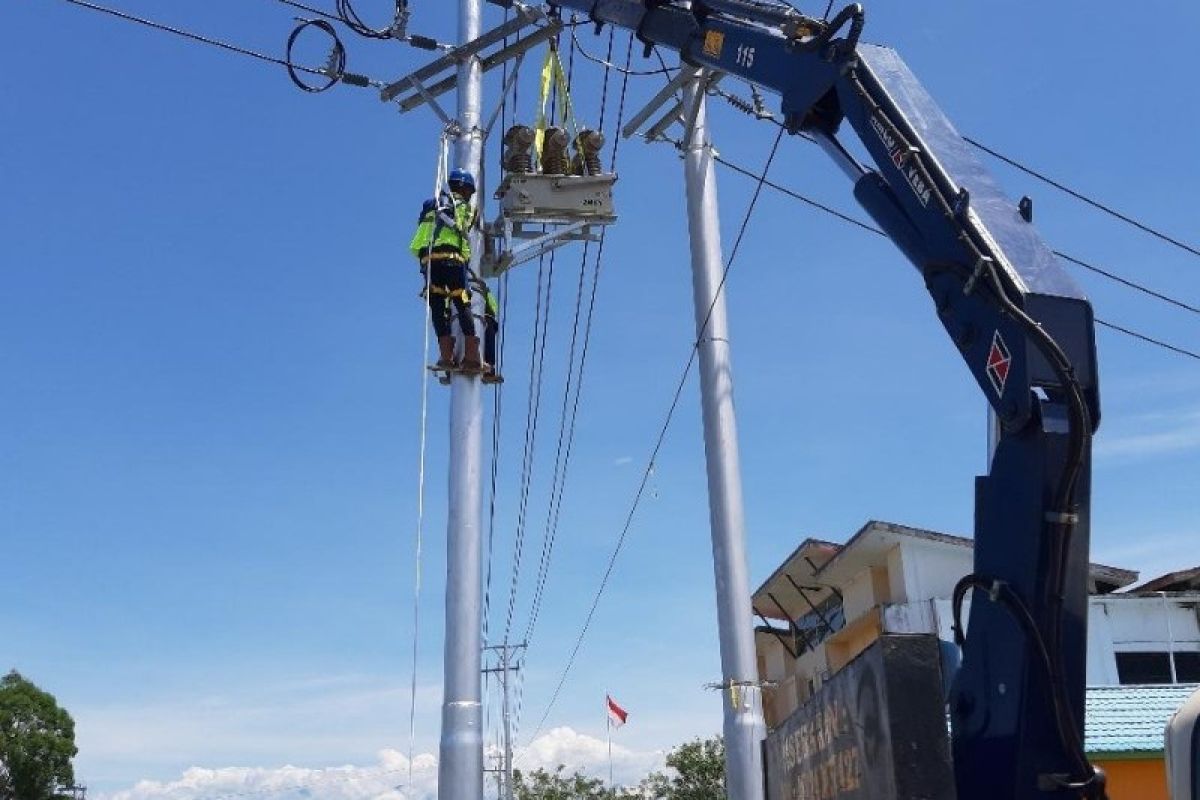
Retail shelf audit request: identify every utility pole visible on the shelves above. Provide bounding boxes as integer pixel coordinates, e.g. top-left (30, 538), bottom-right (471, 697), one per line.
top-left (439, 0), bottom-right (486, 798)
top-left (681, 66), bottom-right (766, 800)
top-left (483, 642), bottom-right (525, 800)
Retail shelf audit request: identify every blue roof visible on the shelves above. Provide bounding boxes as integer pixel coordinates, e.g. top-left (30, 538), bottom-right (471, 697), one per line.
top-left (1086, 684), bottom-right (1200, 755)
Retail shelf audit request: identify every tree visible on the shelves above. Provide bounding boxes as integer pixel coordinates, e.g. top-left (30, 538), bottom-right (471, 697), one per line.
top-left (513, 766), bottom-right (616, 800)
top-left (0, 671), bottom-right (77, 800)
top-left (640, 737), bottom-right (724, 800)
top-left (1, 758), bottom-right (13, 800)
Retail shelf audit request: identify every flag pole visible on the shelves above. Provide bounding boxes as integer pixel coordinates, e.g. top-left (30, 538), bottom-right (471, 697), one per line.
top-left (606, 693), bottom-right (614, 792)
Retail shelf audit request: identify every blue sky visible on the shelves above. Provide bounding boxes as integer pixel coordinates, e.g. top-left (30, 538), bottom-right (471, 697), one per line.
top-left (3, 0), bottom-right (1199, 797)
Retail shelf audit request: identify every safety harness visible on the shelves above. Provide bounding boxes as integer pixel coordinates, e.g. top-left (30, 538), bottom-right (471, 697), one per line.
top-left (421, 192), bottom-right (472, 304)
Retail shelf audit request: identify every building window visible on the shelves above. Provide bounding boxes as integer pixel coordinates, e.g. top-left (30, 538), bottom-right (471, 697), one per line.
top-left (1116, 652), bottom-right (1173, 684)
top-left (1174, 652), bottom-right (1200, 683)
top-left (1115, 651), bottom-right (1200, 684)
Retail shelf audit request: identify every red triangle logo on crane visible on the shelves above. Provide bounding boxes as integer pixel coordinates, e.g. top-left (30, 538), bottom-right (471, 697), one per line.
top-left (986, 330), bottom-right (1012, 396)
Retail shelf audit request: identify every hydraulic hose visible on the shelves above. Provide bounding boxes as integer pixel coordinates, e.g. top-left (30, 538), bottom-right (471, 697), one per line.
top-left (790, 2), bottom-right (864, 56)
top-left (847, 63), bottom-right (1099, 796)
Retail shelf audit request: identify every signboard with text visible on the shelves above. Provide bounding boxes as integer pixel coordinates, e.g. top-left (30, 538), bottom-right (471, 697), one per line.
top-left (765, 635), bottom-right (955, 800)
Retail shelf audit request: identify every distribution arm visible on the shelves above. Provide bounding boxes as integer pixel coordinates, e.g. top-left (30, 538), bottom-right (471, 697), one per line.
top-left (488, 1), bottom-right (1106, 797)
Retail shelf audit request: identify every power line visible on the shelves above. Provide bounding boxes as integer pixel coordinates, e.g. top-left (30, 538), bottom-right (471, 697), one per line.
top-left (711, 154), bottom-right (1200, 363)
top-left (523, 250), bottom-right (590, 646)
top-left (523, 27), bottom-right (620, 647)
top-left (482, 269), bottom-right (510, 643)
top-left (717, 152), bottom-right (1200, 318)
top-left (1054, 252), bottom-right (1200, 317)
top-left (484, 3), bottom-right (520, 647)
top-left (964, 136), bottom-right (1200, 261)
top-left (335, 0), bottom-right (404, 39)
top-left (1096, 320), bottom-right (1200, 361)
top-left (713, 155), bottom-right (886, 237)
top-left (524, 124), bottom-right (788, 745)
top-left (275, 0), bottom-right (341, 23)
top-left (502, 254), bottom-right (555, 642)
top-left (571, 30), bottom-right (673, 76)
top-left (58, 0), bottom-right (328, 77)
top-left (511, 31), bottom-right (636, 765)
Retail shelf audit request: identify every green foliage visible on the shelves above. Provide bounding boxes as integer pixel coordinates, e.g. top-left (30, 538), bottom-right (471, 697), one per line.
top-left (512, 766), bottom-right (617, 800)
top-left (0, 671), bottom-right (77, 800)
top-left (512, 735), bottom-right (726, 800)
top-left (641, 737), bottom-right (725, 800)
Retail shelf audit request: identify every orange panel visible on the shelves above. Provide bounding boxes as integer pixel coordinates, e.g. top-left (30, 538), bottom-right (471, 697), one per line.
top-left (1093, 757), bottom-right (1168, 800)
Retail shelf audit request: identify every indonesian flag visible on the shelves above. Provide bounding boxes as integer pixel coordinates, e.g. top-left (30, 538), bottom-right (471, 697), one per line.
top-left (606, 694), bottom-right (628, 729)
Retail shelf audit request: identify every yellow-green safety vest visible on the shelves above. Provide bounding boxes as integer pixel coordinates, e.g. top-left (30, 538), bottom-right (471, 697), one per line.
top-left (409, 200), bottom-right (473, 262)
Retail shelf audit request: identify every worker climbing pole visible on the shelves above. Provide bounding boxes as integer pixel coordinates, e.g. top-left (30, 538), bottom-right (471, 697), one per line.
top-left (410, 165), bottom-right (493, 380)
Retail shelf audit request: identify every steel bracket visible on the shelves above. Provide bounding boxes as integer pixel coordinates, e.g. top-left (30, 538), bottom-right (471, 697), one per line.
top-left (621, 66), bottom-right (724, 149)
top-left (381, 5), bottom-right (561, 119)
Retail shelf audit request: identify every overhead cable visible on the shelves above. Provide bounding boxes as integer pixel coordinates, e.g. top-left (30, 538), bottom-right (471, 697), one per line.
top-left (523, 27), bottom-right (621, 647)
top-left (502, 254), bottom-right (555, 643)
top-left (965, 136), bottom-right (1200, 260)
top-left (1054, 252), bottom-right (1200, 317)
top-left (484, 5), bottom-right (520, 645)
top-left (712, 155), bottom-right (1200, 362)
top-left (336, 0), bottom-right (404, 39)
top-left (571, 30), bottom-right (673, 76)
top-left (285, 18), bottom-right (345, 92)
top-left (512, 33), bottom-right (636, 764)
top-left (275, 0), bottom-right (341, 23)
top-left (58, 0), bottom-right (330, 78)
top-left (524, 123), bottom-right (788, 746)
top-left (1095, 321), bottom-right (1200, 361)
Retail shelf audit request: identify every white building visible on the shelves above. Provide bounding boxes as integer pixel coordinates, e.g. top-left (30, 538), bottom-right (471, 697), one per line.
top-left (752, 520), bottom-right (1200, 729)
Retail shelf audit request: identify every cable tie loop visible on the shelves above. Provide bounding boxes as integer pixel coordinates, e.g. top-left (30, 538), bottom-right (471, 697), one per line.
top-left (988, 579), bottom-right (1003, 603)
top-left (963, 256), bottom-right (993, 296)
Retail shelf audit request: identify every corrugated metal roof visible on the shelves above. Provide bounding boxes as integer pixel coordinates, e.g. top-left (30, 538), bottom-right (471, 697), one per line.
top-left (1086, 684), bottom-right (1200, 755)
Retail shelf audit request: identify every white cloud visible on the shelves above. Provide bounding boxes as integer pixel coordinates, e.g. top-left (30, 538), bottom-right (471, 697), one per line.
top-left (99, 750), bottom-right (438, 800)
top-left (95, 728), bottom-right (663, 800)
top-left (613, 456), bottom-right (634, 467)
top-left (515, 727), bottom-right (664, 786)
top-left (1095, 408), bottom-right (1200, 461)
top-left (74, 675), bottom-right (444, 786)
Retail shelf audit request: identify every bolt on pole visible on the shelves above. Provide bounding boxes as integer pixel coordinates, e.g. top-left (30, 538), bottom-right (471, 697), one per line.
top-left (681, 65), bottom-right (767, 800)
top-left (438, 0), bottom-right (486, 798)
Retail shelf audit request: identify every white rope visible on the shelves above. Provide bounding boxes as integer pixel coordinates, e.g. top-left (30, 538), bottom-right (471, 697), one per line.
top-left (407, 130), bottom-right (454, 786)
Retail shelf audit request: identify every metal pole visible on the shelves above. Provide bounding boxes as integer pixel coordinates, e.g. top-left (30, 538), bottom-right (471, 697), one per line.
top-left (439, 0), bottom-right (485, 797)
top-left (607, 713), bottom-right (614, 791)
top-left (1163, 592), bottom-right (1179, 684)
top-left (681, 66), bottom-right (766, 800)
top-left (501, 646), bottom-right (514, 800)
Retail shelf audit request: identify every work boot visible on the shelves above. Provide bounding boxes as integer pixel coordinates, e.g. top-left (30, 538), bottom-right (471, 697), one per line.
top-left (461, 336), bottom-right (483, 372)
top-left (482, 365), bottom-right (504, 385)
top-left (436, 335), bottom-right (457, 369)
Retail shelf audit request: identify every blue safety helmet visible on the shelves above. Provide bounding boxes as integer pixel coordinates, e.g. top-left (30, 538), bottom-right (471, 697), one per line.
top-left (448, 168), bottom-right (476, 193)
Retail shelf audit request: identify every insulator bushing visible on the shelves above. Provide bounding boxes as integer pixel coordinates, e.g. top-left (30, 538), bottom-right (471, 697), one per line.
top-left (502, 125), bottom-right (535, 175)
top-left (541, 127), bottom-right (571, 176)
top-left (572, 128), bottom-right (606, 176)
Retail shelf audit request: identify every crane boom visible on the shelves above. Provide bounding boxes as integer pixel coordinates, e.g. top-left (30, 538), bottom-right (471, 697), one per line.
top-left (491, 1), bottom-right (1104, 797)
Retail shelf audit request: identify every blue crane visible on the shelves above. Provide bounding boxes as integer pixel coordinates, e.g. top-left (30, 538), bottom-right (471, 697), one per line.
top-left (487, 1), bottom-right (1105, 797)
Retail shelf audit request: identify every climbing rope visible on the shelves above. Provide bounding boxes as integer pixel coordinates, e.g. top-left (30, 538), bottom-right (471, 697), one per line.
top-left (407, 129), bottom-right (453, 787)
